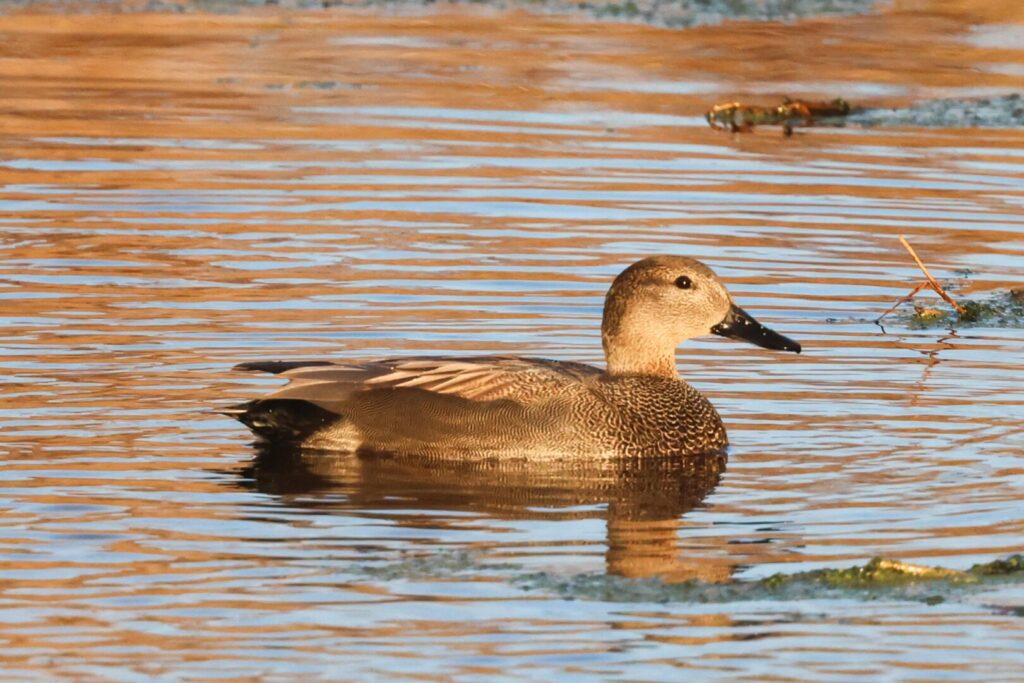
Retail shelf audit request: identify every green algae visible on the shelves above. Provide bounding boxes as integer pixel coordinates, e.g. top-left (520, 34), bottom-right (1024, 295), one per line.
top-left (361, 552), bottom-right (1024, 597)
top-left (901, 289), bottom-right (1024, 329)
top-left (762, 557), bottom-right (977, 590)
top-left (834, 289), bottom-right (1024, 329)
top-left (969, 554), bottom-right (1024, 577)
top-left (515, 555), bottom-right (1024, 609)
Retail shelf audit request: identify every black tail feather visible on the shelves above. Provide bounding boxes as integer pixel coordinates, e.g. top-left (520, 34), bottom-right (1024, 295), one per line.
top-left (233, 360), bottom-right (336, 375)
top-left (224, 399), bottom-right (339, 443)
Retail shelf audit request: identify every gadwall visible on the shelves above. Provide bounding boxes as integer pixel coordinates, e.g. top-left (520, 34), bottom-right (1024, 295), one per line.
top-left (226, 256), bottom-right (800, 459)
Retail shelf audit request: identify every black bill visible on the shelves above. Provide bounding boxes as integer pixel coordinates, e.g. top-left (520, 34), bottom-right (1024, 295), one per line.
top-left (711, 304), bottom-right (801, 354)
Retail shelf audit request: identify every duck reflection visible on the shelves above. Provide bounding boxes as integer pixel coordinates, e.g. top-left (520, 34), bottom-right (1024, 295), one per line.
top-left (237, 447), bottom-right (730, 581)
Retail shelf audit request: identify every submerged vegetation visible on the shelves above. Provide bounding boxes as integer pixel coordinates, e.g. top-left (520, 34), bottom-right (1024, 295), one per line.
top-left (902, 288), bottom-right (1024, 329)
top-left (515, 555), bottom-right (1024, 606)
top-left (354, 550), bottom-right (1024, 611)
top-left (873, 237), bottom-right (1024, 329)
top-left (765, 558), bottom-right (973, 590)
top-left (707, 94), bottom-right (1024, 134)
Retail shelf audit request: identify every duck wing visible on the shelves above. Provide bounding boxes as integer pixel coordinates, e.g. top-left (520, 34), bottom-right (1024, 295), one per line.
top-left (234, 356), bottom-right (602, 414)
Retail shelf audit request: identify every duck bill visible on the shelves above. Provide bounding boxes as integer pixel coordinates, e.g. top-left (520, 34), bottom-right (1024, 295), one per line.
top-left (711, 304), bottom-right (801, 354)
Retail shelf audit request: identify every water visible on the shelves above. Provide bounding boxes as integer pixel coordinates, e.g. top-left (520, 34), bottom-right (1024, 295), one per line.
top-left (1, 5), bottom-right (1023, 680)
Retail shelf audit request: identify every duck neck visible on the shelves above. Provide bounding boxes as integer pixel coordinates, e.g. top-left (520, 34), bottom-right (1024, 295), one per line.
top-left (602, 330), bottom-right (679, 379)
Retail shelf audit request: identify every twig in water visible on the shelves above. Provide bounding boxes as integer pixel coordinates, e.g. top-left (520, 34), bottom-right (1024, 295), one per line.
top-left (706, 98), bottom-right (852, 135)
top-left (876, 236), bottom-right (966, 323)
top-left (898, 236), bottom-right (966, 315)
top-left (876, 281), bottom-right (929, 322)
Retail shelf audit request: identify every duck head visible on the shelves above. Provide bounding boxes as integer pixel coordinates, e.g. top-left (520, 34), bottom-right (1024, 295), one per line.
top-left (601, 256), bottom-right (801, 377)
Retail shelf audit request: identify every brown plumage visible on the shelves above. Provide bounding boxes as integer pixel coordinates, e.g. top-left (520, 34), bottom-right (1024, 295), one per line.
top-left (226, 256), bottom-right (801, 459)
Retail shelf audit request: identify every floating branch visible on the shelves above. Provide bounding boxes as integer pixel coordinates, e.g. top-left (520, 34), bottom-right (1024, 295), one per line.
top-left (706, 98), bottom-right (852, 135)
top-left (876, 236), bottom-right (967, 324)
top-left (899, 236), bottom-right (967, 315)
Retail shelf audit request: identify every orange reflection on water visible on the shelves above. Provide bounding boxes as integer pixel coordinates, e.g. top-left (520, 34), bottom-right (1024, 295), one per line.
top-left (0, 2), bottom-right (1023, 679)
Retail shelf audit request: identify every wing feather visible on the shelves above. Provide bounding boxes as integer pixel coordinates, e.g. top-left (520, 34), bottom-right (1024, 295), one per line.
top-left (241, 355), bottom-right (601, 408)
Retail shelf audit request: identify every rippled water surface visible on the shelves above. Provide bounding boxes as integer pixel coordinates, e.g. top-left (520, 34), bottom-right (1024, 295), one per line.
top-left (1, 4), bottom-right (1023, 680)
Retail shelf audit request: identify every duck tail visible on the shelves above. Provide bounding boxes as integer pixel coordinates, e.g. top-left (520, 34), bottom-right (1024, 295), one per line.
top-left (221, 399), bottom-right (338, 444)
top-left (233, 360), bottom-right (335, 374)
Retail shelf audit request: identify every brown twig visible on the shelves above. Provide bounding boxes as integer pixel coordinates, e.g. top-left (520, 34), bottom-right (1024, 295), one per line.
top-left (876, 237), bottom-right (967, 324)
top-left (898, 236), bottom-right (966, 315)
top-left (875, 281), bottom-right (929, 323)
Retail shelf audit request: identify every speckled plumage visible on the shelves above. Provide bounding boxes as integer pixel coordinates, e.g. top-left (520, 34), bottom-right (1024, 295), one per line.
top-left (227, 256), bottom-right (800, 459)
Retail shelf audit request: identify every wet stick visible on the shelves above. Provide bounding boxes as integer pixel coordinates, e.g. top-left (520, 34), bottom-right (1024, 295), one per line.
top-left (876, 281), bottom-right (929, 322)
top-left (877, 237), bottom-right (967, 323)
top-left (899, 236), bottom-right (966, 316)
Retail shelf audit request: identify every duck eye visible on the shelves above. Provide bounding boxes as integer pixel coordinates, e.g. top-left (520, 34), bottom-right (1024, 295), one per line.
top-left (674, 275), bottom-right (693, 290)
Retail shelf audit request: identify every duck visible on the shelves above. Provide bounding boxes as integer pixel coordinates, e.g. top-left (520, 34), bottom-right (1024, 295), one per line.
top-left (225, 256), bottom-right (800, 459)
